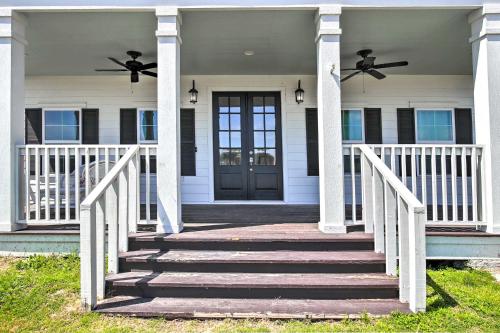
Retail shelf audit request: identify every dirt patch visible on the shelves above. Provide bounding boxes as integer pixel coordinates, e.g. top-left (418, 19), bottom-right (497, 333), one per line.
top-left (468, 259), bottom-right (500, 282)
top-left (0, 257), bottom-right (18, 272)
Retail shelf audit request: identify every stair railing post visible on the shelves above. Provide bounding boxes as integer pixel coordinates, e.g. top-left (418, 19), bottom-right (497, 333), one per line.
top-left (96, 196), bottom-right (106, 300)
top-left (384, 181), bottom-right (398, 276)
top-left (408, 207), bottom-right (427, 312)
top-left (80, 204), bottom-right (97, 310)
top-left (373, 168), bottom-right (385, 253)
top-left (361, 151), bottom-right (374, 233)
top-left (398, 198), bottom-right (410, 303)
top-left (128, 150), bottom-right (139, 233)
top-left (107, 182), bottom-right (119, 274)
top-left (118, 167), bottom-right (129, 253)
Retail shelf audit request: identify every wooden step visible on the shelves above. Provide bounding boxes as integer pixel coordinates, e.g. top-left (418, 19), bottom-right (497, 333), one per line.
top-left (106, 271), bottom-right (399, 299)
top-left (129, 228), bottom-right (374, 251)
top-left (95, 296), bottom-right (410, 319)
top-left (118, 250), bottom-right (386, 273)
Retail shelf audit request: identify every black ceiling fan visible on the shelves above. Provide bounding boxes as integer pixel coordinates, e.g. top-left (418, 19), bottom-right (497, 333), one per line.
top-left (341, 49), bottom-right (408, 82)
top-left (95, 51), bottom-right (157, 83)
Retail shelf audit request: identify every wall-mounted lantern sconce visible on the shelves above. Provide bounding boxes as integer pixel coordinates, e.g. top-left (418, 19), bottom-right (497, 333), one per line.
top-left (189, 80), bottom-right (198, 104)
top-left (295, 80), bottom-right (304, 104)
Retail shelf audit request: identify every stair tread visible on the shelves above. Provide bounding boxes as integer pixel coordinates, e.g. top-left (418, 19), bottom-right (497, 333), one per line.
top-left (119, 250), bottom-right (386, 264)
top-left (130, 227), bottom-right (373, 242)
top-left (107, 271), bottom-right (398, 288)
top-left (95, 296), bottom-right (410, 318)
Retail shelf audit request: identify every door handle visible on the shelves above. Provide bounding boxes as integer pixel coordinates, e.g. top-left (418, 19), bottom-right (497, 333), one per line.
top-left (249, 156), bottom-right (254, 165)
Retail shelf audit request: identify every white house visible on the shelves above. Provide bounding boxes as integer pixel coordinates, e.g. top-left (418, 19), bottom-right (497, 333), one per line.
top-left (0, 0), bottom-right (499, 319)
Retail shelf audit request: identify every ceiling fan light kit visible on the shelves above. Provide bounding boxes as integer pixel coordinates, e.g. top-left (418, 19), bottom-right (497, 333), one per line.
top-left (341, 49), bottom-right (409, 83)
top-left (95, 50), bottom-right (157, 83)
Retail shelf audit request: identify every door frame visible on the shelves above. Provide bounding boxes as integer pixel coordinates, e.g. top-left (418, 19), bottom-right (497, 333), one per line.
top-left (207, 86), bottom-right (288, 203)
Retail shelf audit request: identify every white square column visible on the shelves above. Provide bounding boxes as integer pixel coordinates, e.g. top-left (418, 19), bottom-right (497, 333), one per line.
top-left (469, 5), bottom-right (500, 234)
top-left (0, 10), bottom-right (27, 232)
top-left (316, 6), bottom-right (346, 233)
top-left (156, 7), bottom-right (183, 233)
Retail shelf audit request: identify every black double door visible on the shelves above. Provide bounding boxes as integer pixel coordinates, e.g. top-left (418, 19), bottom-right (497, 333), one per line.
top-left (213, 92), bottom-right (283, 200)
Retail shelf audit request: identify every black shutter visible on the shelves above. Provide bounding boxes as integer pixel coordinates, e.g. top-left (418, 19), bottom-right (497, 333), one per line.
top-left (455, 108), bottom-right (473, 177)
top-left (397, 108), bottom-right (415, 177)
top-left (82, 108), bottom-right (99, 144)
top-left (181, 108), bottom-right (196, 176)
top-left (25, 108), bottom-right (42, 144)
top-left (364, 108), bottom-right (382, 144)
top-left (120, 108), bottom-right (137, 144)
top-left (397, 108), bottom-right (415, 144)
top-left (305, 108), bottom-right (319, 176)
top-left (455, 108), bottom-right (473, 144)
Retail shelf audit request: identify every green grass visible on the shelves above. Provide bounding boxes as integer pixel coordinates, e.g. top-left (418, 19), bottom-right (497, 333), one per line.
top-left (0, 255), bottom-right (499, 332)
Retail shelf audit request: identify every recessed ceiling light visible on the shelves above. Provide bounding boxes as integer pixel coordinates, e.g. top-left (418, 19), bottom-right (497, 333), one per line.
top-left (243, 50), bottom-right (255, 56)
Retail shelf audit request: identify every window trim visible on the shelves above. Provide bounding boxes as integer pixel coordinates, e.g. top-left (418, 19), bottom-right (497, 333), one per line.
top-left (341, 108), bottom-right (365, 144)
top-left (42, 108), bottom-right (82, 144)
top-left (415, 108), bottom-right (455, 144)
top-left (137, 108), bottom-right (158, 144)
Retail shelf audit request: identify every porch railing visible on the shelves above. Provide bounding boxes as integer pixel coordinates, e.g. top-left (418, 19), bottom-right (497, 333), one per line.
top-left (357, 145), bottom-right (426, 313)
top-left (80, 145), bottom-right (140, 309)
top-left (343, 144), bottom-right (486, 226)
top-left (16, 145), bottom-right (157, 224)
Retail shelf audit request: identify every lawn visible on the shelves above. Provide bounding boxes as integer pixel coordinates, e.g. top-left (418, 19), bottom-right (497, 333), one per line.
top-left (0, 255), bottom-right (499, 333)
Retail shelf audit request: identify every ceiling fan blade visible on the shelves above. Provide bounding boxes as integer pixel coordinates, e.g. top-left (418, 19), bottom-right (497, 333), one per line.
top-left (341, 70), bottom-right (361, 82)
top-left (107, 57), bottom-right (129, 69)
top-left (140, 62), bottom-right (157, 70)
top-left (141, 70), bottom-right (157, 78)
top-left (367, 69), bottom-right (386, 80)
top-left (372, 61), bottom-right (408, 69)
top-left (95, 69), bottom-right (128, 72)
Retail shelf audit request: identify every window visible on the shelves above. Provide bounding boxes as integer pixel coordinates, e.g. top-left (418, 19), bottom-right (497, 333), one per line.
top-left (416, 109), bottom-right (454, 143)
top-left (44, 109), bottom-right (80, 143)
top-left (138, 109), bottom-right (158, 143)
top-left (342, 109), bottom-right (363, 142)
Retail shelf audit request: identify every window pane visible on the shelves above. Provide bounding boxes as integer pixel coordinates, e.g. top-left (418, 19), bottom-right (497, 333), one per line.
top-left (219, 97), bottom-right (229, 113)
top-left (62, 111), bottom-right (79, 126)
top-left (342, 110), bottom-right (363, 141)
top-left (230, 149), bottom-right (241, 165)
top-left (254, 148), bottom-right (266, 165)
top-left (62, 126), bottom-right (79, 141)
top-left (254, 131), bottom-right (265, 148)
top-left (265, 96), bottom-right (275, 113)
top-left (417, 110), bottom-right (453, 142)
top-left (230, 114), bottom-right (241, 130)
top-left (265, 114), bottom-right (275, 130)
top-left (230, 132), bottom-right (241, 148)
top-left (219, 149), bottom-right (231, 165)
top-left (45, 111), bottom-right (61, 125)
top-left (266, 132), bottom-right (276, 148)
top-left (140, 111), bottom-right (156, 127)
top-left (254, 114), bottom-right (264, 130)
top-left (45, 126), bottom-right (62, 141)
top-left (219, 132), bottom-right (230, 148)
top-left (253, 96), bottom-right (264, 113)
top-left (219, 114), bottom-right (229, 130)
top-left (229, 97), bottom-right (240, 113)
top-left (266, 149), bottom-right (277, 165)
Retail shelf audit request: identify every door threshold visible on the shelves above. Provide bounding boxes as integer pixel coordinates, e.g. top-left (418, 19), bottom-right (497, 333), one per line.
top-left (210, 200), bottom-right (287, 205)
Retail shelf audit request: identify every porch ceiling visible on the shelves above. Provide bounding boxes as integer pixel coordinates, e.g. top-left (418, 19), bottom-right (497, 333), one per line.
top-left (24, 8), bottom-right (472, 76)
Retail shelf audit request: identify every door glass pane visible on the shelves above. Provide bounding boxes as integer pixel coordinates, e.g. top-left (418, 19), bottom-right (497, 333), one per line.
top-left (265, 96), bottom-right (275, 113)
top-left (219, 149), bottom-right (231, 165)
top-left (219, 132), bottom-right (230, 148)
top-left (229, 97), bottom-right (240, 113)
top-left (230, 132), bottom-right (241, 148)
top-left (254, 131), bottom-right (265, 148)
top-left (219, 97), bottom-right (229, 113)
top-left (266, 149), bottom-right (277, 165)
top-left (265, 132), bottom-right (276, 148)
top-left (253, 96), bottom-right (264, 113)
top-left (219, 114), bottom-right (229, 130)
top-left (254, 148), bottom-right (266, 165)
top-left (254, 114), bottom-right (264, 130)
top-left (230, 114), bottom-right (241, 130)
top-left (265, 114), bottom-right (275, 130)
top-left (231, 149), bottom-right (241, 165)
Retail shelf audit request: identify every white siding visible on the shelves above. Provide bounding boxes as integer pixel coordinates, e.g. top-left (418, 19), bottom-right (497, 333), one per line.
top-left (25, 74), bottom-right (474, 204)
